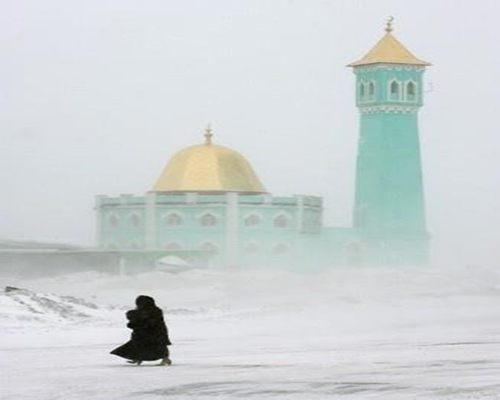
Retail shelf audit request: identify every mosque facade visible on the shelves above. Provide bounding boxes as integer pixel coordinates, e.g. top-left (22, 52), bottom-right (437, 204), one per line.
top-left (95, 22), bottom-right (430, 268)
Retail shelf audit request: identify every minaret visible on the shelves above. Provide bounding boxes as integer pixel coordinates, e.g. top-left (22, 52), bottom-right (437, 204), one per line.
top-left (349, 18), bottom-right (430, 265)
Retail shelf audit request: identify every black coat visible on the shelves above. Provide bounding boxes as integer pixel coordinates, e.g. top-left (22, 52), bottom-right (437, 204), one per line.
top-left (111, 302), bottom-right (171, 361)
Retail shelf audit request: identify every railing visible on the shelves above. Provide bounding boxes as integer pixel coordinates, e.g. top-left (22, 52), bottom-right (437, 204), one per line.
top-left (98, 194), bottom-right (323, 208)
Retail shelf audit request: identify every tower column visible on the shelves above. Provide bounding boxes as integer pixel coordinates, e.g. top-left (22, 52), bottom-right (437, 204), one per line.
top-left (349, 20), bottom-right (431, 265)
top-left (95, 195), bottom-right (106, 248)
top-left (145, 192), bottom-right (157, 250)
top-left (225, 192), bottom-right (240, 267)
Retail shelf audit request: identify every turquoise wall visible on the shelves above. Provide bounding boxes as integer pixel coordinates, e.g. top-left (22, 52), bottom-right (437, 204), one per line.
top-left (355, 112), bottom-right (426, 231)
top-left (352, 64), bottom-right (429, 265)
top-left (99, 204), bottom-right (146, 249)
top-left (96, 193), bottom-right (324, 268)
top-left (355, 65), bottom-right (424, 107)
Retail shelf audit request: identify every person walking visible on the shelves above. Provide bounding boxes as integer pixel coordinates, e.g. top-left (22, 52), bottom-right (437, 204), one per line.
top-left (111, 295), bottom-right (172, 366)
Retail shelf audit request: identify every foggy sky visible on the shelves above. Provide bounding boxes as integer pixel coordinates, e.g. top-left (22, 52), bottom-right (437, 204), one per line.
top-left (2, 0), bottom-right (499, 266)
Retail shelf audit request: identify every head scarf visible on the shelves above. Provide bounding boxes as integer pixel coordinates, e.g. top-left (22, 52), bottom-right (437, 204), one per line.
top-left (135, 295), bottom-right (156, 310)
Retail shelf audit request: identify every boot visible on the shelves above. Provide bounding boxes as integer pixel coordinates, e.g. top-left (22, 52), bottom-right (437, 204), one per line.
top-left (159, 357), bottom-right (172, 366)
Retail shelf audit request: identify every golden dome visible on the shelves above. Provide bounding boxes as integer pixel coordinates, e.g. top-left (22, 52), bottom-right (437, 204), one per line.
top-left (153, 127), bottom-right (267, 194)
top-left (349, 18), bottom-right (430, 67)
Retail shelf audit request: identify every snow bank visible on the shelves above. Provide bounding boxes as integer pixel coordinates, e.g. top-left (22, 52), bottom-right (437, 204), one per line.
top-left (0, 285), bottom-right (121, 331)
top-left (3, 264), bottom-right (500, 331)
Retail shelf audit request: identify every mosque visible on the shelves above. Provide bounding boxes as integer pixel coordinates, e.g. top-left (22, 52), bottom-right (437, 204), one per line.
top-left (95, 21), bottom-right (430, 269)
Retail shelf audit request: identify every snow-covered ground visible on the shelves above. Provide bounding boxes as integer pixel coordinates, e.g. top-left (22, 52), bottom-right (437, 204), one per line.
top-left (1, 265), bottom-right (500, 399)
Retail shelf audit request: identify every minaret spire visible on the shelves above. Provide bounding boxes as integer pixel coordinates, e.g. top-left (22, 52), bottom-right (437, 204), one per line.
top-left (348, 17), bottom-right (430, 67)
top-left (204, 123), bottom-right (213, 145)
top-left (385, 16), bottom-right (394, 33)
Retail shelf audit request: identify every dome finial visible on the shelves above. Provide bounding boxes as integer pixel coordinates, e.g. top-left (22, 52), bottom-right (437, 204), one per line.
top-left (204, 123), bottom-right (213, 145)
top-left (385, 16), bottom-right (394, 33)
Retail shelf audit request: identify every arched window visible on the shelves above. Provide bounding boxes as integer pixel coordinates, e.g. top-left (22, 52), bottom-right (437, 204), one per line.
top-left (109, 214), bottom-right (119, 228)
top-left (199, 242), bottom-right (217, 252)
top-left (359, 83), bottom-right (366, 101)
top-left (130, 214), bottom-right (142, 228)
top-left (199, 213), bottom-right (217, 227)
top-left (244, 214), bottom-right (261, 227)
top-left (244, 242), bottom-right (259, 254)
top-left (272, 243), bottom-right (289, 255)
top-left (390, 81), bottom-right (400, 101)
top-left (165, 213), bottom-right (183, 227)
top-left (407, 81), bottom-right (416, 101)
top-left (368, 82), bottom-right (375, 100)
top-left (165, 242), bottom-right (182, 251)
top-left (273, 214), bottom-right (290, 228)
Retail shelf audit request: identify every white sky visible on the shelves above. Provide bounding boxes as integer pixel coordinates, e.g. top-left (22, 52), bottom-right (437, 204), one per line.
top-left (1, 0), bottom-right (499, 266)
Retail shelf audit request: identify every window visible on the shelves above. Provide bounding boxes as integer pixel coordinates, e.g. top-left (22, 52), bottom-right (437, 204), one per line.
top-left (130, 214), bottom-right (142, 228)
top-left (165, 213), bottom-right (183, 227)
top-left (200, 213), bottom-right (217, 227)
top-left (368, 82), bottom-right (375, 100)
top-left (272, 243), bottom-right (288, 255)
top-left (390, 81), bottom-right (400, 101)
top-left (199, 242), bottom-right (217, 252)
top-left (407, 82), bottom-right (416, 101)
top-left (165, 242), bottom-right (182, 251)
top-left (359, 83), bottom-right (365, 101)
top-left (273, 214), bottom-right (290, 228)
top-left (109, 214), bottom-right (119, 228)
top-left (244, 242), bottom-right (259, 254)
top-left (244, 214), bottom-right (261, 227)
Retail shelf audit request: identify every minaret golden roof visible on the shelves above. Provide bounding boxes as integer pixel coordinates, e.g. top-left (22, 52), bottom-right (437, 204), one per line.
top-left (153, 126), bottom-right (267, 194)
top-left (349, 18), bottom-right (430, 67)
